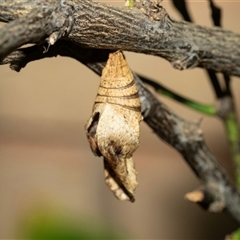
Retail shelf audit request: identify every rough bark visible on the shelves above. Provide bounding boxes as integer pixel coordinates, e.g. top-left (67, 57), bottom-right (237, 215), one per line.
top-left (1, 0), bottom-right (240, 76)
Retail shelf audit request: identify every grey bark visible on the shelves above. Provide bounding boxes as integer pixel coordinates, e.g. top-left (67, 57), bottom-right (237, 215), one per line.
top-left (0, 0), bottom-right (240, 76)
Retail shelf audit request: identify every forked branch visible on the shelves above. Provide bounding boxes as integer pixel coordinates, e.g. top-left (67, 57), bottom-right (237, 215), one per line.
top-left (1, 42), bottom-right (240, 223)
top-left (1, 0), bottom-right (240, 75)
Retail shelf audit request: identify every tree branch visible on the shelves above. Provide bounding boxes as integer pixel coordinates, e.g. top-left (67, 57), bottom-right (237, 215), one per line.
top-left (171, 0), bottom-right (224, 99)
top-left (1, 0), bottom-right (240, 76)
top-left (141, 84), bottom-right (240, 223)
top-left (2, 43), bottom-right (240, 224)
top-left (0, 40), bottom-right (111, 71)
top-left (0, 1), bottom-right (74, 61)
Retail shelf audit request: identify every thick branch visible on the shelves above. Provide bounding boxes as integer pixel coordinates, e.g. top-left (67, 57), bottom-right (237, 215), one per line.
top-left (0, 41), bottom-right (110, 72)
top-left (141, 83), bottom-right (240, 222)
top-left (1, 0), bottom-right (240, 76)
top-left (0, 0), bottom-right (52, 22)
top-left (2, 43), bottom-right (240, 223)
top-left (0, 1), bottom-right (74, 61)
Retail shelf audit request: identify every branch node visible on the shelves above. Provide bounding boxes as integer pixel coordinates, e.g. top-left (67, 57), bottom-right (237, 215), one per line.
top-left (135, 0), bottom-right (166, 21)
top-left (185, 190), bottom-right (204, 203)
top-left (172, 51), bottom-right (200, 70)
top-left (184, 187), bottom-right (225, 212)
top-left (216, 96), bottom-right (234, 119)
top-left (48, 32), bottom-right (59, 45)
top-left (209, 201), bottom-right (225, 213)
top-left (182, 120), bottom-right (203, 143)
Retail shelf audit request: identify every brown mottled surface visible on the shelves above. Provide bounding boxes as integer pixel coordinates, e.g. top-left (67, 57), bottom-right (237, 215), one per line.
top-left (85, 52), bottom-right (142, 201)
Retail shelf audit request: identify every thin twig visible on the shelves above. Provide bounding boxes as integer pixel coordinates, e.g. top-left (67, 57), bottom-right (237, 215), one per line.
top-left (138, 74), bottom-right (216, 116)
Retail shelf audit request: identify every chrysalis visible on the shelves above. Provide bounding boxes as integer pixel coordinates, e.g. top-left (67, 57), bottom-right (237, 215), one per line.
top-left (85, 51), bottom-right (142, 202)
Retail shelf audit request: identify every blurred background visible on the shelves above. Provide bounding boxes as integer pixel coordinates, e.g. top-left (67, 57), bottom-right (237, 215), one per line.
top-left (0, 1), bottom-right (240, 239)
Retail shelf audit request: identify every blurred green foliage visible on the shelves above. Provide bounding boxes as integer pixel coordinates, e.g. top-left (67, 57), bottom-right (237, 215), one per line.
top-left (231, 229), bottom-right (240, 240)
top-left (18, 208), bottom-right (121, 239)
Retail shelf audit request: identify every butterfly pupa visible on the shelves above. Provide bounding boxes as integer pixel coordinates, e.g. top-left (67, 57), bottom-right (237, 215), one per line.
top-left (85, 51), bottom-right (142, 202)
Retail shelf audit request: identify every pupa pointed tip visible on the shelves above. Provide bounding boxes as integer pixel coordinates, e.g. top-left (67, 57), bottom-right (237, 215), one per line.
top-left (102, 51), bottom-right (130, 79)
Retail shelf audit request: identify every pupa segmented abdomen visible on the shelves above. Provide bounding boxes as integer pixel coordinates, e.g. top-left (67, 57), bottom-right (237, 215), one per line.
top-left (95, 51), bottom-right (141, 112)
top-left (85, 51), bottom-right (142, 202)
